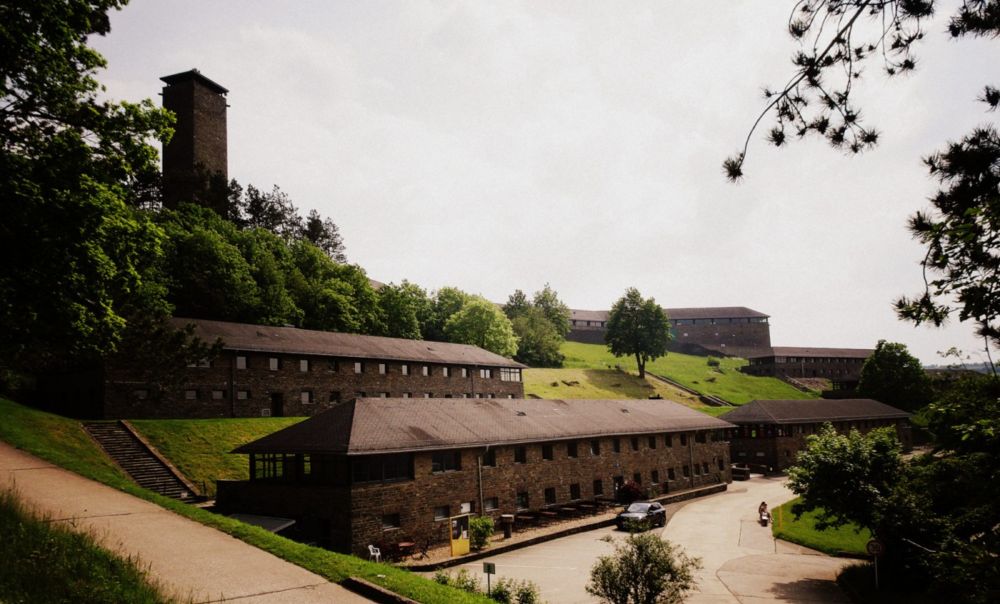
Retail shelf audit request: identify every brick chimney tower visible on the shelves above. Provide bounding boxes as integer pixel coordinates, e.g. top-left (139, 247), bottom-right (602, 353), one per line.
top-left (160, 69), bottom-right (229, 215)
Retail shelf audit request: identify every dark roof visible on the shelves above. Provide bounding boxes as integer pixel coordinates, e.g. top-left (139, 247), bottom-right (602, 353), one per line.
top-left (571, 306), bottom-right (769, 323)
top-left (171, 318), bottom-right (524, 368)
top-left (235, 398), bottom-right (735, 455)
top-left (749, 347), bottom-right (873, 359)
top-left (720, 399), bottom-right (909, 425)
top-left (160, 69), bottom-right (228, 94)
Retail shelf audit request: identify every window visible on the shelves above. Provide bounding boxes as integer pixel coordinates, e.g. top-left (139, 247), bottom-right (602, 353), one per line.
top-left (484, 497), bottom-right (499, 511)
top-left (212, 390), bottom-right (225, 400)
top-left (590, 440), bottom-right (601, 456)
top-left (424, 392), bottom-right (432, 398)
top-left (237, 390), bottom-right (249, 400)
top-left (480, 368), bottom-right (492, 379)
top-left (703, 462), bottom-right (710, 474)
top-left (542, 444), bottom-right (553, 460)
top-left (327, 359), bottom-right (339, 372)
top-left (482, 449), bottom-right (496, 467)
top-left (300, 391), bottom-right (312, 404)
top-left (651, 470), bottom-right (660, 484)
top-left (613, 438), bottom-right (621, 453)
top-left (460, 501), bottom-right (473, 514)
top-left (668, 468), bottom-right (676, 481)
top-left (544, 487), bottom-right (556, 505)
top-left (694, 464), bottom-right (701, 476)
top-left (133, 389), bottom-right (148, 400)
top-left (665, 434), bottom-right (673, 447)
top-left (299, 359), bottom-right (309, 372)
top-left (593, 479), bottom-right (604, 496)
top-left (683, 465), bottom-right (691, 477)
top-left (402, 392), bottom-right (411, 399)
top-left (382, 513), bottom-right (400, 531)
top-left (474, 393), bottom-right (482, 399)
top-left (401, 364), bottom-right (409, 376)
top-left (461, 368), bottom-right (468, 378)
top-left (443, 366), bottom-right (450, 377)
top-left (351, 453), bottom-right (413, 484)
top-left (500, 368), bottom-right (522, 382)
top-left (630, 437), bottom-right (639, 451)
top-left (718, 458), bottom-right (725, 471)
top-left (354, 361), bottom-right (363, 374)
top-left (356, 391), bottom-right (366, 398)
top-left (329, 391), bottom-right (340, 403)
top-left (695, 431), bottom-right (707, 444)
top-left (570, 483), bottom-right (581, 500)
top-left (236, 355), bottom-right (247, 369)
top-left (431, 451), bottom-right (461, 473)
top-left (648, 436), bottom-right (657, 449)
top-left (378, 392), bottom-right (388, 398)
top-left (434, 505), bottom-right (450, 521)
top-left (680, 433), bottom-right (688, 446)
top-left (514, 446), bottom-right (526, 464)
top-left (633, 472), bottom-right (642, 484)
top-left (378, 363), bottom-right (386, 375)
top-left (422, 365), bottom-right (429, 377)
top-left (185, 389), bottom-right (198, 400)
top-left (567, 442), bottom-right (578, 458)
top-left (516, 492), bottom-right (529, 510)
top-left (269, 357), bottom-right (280, 371)
top-left (444, 394), bottom-right (453, 398)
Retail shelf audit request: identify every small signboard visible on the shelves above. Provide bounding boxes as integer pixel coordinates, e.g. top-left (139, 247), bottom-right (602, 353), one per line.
top-left (866, 538), bottom-right (884, 556)
top-left (450, 514), bottom-right (471, 557)
top-left (483, 562), bottom-right (496, 574)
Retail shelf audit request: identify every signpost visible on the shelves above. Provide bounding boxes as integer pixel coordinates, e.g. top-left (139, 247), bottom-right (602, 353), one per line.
top-left (866, 539), bottom-right (884, 589)
top-left (483, 562), bottom-right (496, 593)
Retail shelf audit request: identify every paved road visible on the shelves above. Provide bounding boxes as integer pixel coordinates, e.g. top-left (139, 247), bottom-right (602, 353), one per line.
top-left (0, 441), bottom-right (370, 603)
top-left (455, 476), bottom-right (852, 603)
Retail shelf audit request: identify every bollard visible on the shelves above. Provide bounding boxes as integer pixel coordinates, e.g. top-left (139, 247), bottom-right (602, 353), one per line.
top-left (501, 514), bottom-right (514, 538)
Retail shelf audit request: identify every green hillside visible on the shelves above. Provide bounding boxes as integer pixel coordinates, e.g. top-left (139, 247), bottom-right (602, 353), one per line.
top-left (558, 341), bottom-right (817, 405)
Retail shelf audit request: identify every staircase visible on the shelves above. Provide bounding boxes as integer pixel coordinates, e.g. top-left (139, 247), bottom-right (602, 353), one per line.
top-left (85, 422), bottom-right (194, 500)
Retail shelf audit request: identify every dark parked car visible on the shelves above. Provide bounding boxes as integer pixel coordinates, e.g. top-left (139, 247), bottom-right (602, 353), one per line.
top-left (615, 501), bottom-right (666, 530)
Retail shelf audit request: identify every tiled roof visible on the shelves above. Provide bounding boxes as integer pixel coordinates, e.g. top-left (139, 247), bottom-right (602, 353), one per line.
top-left (171, 318), bottom-right (524, 368)
top-left (570, 306), bottom-right (769, 323)
top-left (720, 399), bottom-right (909, 425)
top-left (749, 347), bottom-right (873, 359)
top-left (235, 398), bottom-right (735, 455)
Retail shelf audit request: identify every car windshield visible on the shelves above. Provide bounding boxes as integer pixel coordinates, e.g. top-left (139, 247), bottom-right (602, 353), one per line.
top-left (625, 503), bottom-right (650, 513)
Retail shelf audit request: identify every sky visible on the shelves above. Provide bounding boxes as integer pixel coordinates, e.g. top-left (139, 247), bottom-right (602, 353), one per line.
top-left (91, 0), bottom-right (999, 365)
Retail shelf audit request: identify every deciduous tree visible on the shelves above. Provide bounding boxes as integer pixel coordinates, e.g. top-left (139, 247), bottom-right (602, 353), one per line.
top-left (444, 298), bottom-right (518, 358)
top-left (605, 288), bottom-right (672, 379)
top-left (587, 533), bottom-right (700, 604)
top-left (857, 340), bottom-right (933, 411)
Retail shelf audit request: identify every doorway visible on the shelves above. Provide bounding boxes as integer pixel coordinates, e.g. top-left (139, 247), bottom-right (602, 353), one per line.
top-left (270, 393), bottom-right (284, 417)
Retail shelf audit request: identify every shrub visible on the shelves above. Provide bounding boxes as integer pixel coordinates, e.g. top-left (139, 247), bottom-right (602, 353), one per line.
top-left (488, 577), bottom-right (541, 604)
top-left (707, 356), bottom-right (720, 367)
top-left (617, 480), bottom-right (644, 503)
top-left (470, 515), bottom-right (495, 551)
top-left (587, 533), bottom-right (701, 604)
top-left (435, 568), bottom-right (482, 593)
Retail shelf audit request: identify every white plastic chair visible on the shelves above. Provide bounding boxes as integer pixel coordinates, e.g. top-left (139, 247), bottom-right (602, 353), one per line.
top-left (368, 544), bottom-right (381, 562)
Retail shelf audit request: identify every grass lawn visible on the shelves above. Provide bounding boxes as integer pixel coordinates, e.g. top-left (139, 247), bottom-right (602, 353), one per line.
top-left (561, 341), bottom-right (817, 404)
top-left (772, 497), bottom-right (871, 556)
top-left (132, 417), bottom-right (303, 497)
top-left (0, 398), bottom-right (492, 604)
top-left (0, 488), bottom-right (171, 603)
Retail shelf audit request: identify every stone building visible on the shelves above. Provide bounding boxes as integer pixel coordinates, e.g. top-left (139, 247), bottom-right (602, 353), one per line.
top-left (721, 398), bottom-right (910, 471)
top-left (740, 347), bottom-right (873, 388)
top-left (103, 318), bottom-right (525, 419)
top-left (568, 306), bottom-right (771, 358)
top-left (216, 398), bottom-right (734, 554)
top-left (160, 69), bottom-right (229, 214)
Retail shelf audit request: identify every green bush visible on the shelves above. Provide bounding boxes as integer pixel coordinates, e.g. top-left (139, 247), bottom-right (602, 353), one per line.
top-left (435, 569), bottom-right (482, 594)
top-left (488, 577), bottom-right (542, 604)
top-left (707, 356), bottom-right (720, 367)
top-left (470, 515), bottom-right (495, 551)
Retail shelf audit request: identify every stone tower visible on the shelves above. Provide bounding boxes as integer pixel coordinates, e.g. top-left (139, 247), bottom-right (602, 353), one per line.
top-left (160, 69), bottom-right (229, 214)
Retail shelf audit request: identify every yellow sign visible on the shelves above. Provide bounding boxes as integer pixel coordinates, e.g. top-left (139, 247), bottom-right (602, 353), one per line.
top-left (450, 514), bottom-right (470, 557)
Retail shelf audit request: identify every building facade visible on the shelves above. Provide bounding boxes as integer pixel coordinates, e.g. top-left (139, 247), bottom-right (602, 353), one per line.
top-left (721, 398), bottom-right (911, 471)
top-left (741, 347), bottom-right (872, 385)
top-left (216, 398), bottom-right (734, 555)
top-left (568, 306), bottom-right (771, 358)
top-left (103, 318), bottom-right (525, 419)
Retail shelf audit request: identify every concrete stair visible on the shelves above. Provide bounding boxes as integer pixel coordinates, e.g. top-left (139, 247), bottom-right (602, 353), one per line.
top-left (84, 422), bottom-right (194, 500)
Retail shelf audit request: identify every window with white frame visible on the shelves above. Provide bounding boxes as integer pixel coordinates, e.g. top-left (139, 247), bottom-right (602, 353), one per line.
top-left (378, 363), bottom-right (386, 375)
top-left (401, 364), bottom-right (409, 375)
top-left (354, 361), bottom-right (363, 374)
top-left (422, 365), bottom-right (429, 376)
top-left (236, 355), bottom-right (247, 369)
top-left (299, 359), bottom-right (309, 372)
top-left (499, 368), bottom-right (521, 382)
top-left (442, 366), bottom-right (450, 377)
top-left (237, 390), bottom-right (249, 400)
top-left (461, 367), bottom-right (468, 378)
top-left (212, 390), bottom-right (225, 400)
top-left (185, 389), bottom-right (198, 400)
top-left (268, 357), bottom-right (280, 371)
top-left (479, 368), bottom-right (492, 379)
top-left (300, 391), bottom-right (313, 404)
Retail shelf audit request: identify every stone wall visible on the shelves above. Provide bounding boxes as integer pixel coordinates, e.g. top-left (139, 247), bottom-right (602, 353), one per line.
top-left (104, 350), bottom-right (524, 419)
top-left (742, 356), bottom-right (866, 381)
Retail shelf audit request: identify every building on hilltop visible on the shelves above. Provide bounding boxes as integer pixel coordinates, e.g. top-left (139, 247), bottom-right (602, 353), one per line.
top-left (216, 397), bottom-right (734, 554)
top-left (568, 306), bottom-right (772, 358)
top-left (160, 69), bottom-right (229, 215)
top-left (100, 318), bottom-right (525, 419)
top-left (721, 398), bottom-right (910, 471)
top-left (740, 346), bottom-right (873, 390)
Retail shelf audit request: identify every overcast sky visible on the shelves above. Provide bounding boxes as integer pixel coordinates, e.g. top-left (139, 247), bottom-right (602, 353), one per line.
top-left (92, 1), bottom-right (999, 364)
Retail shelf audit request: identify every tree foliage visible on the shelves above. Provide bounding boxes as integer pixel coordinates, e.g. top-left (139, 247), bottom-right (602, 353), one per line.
top-left (605, 288), bottom-right (672, 379)
top-left (532, 283), bottom-right (571, 337)
top-left (857, 340), bottom-right (932, 411)
top-left (301, 209), bottom-right (347, 263)
top-left (444, 298), bottom-right (518, 358)
top-left (587, 533), bottom-right (701, 604)
top-left (376, 281), bottom-right (431, 340)
top-left (0, 0), bottom-right (173, 379)
top-left (503, 285), bottom-right (571, 367)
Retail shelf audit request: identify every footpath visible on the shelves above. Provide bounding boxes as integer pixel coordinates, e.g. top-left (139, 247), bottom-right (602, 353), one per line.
top-left (0, 441), bottom-right (371, 603)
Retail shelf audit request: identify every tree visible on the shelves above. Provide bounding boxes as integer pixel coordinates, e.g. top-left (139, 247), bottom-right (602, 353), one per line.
top-left (502, 289), bottom-right (531, 320)
top-left (532, 283), bottom-right (571, 337)
top-left (857, 340), bottom-right (933, 411)
top-left (444, 298), bottom-right (518, 358)
top-left (586, 533), bottom-right (701, 604)
top-left (511, 307), bottom-right (565, 367)
top-left (377, 281), bottom-right (431, 340)
top-left (605, 288), bottom-right (672, 379)
top-left (0, 0), bottom-right (173, 382)
top-left (241, 184), bottom-right (302, 240)
top-left (424, 287), bottom-right (473, 342)
top-left (301, 209), bottom-right (347, 263)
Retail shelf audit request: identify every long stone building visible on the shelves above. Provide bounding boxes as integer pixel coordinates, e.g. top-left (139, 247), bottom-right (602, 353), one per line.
top-left (740, 347), bottom-right (873, 387)
top-left (100, 318), bottom-right (525, 419)
top-left (217, 398), bottom-right (734, 555)
top-left (721, 398), bottom-right (910, 471)
top-left (568, 306), bottom-right (772, 358)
